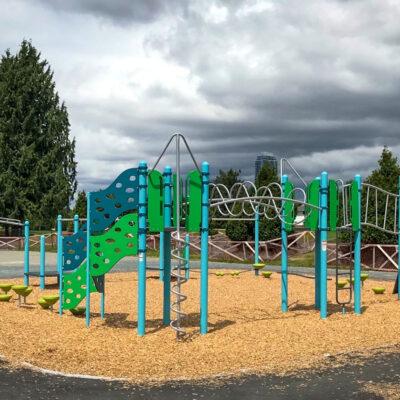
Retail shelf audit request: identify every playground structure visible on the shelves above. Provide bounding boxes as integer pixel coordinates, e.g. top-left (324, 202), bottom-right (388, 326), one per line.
top-left (15, 134), bottom-right (400, 339)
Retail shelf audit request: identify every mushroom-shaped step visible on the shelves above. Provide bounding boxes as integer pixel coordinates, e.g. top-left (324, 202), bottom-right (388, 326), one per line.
top-left (0, 283), bottom-right (13, 294)
top-left (372, 287), bottom-right (385, 295)
top-left (11, 285), bottom-right (28, 296)
top-left (38, 298), bottom-right (51, 309)
top-left (41, 295), bottom-right (59, 307)
top-left (262, 271), bottom-right (273, 278)
top-left (0, 294), bottom-right (12, 302)
top-left (70, 306), bottom-right (86, 316)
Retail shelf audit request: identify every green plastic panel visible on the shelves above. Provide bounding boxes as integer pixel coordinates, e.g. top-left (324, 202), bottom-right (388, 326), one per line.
top-left (305, 179), bottom-right (320, 231)
top-left (62, 213), bottom-right (138, 310)
top-left (91, 213), bottom-right (138, 276)
top-left (283, 181), bottom-right (295, 233)
top-left (328, 179), bottom-right (338, 232)
top-left (185, 170), bottom-right (202, 232)
top-left (62, 262), bottom-right (97, 310)
top-left (148, 170), bottom-right (163, 233)
top-left (172, 174), bottom-right (183, 228)
top-left (350, 180), bottom-right (360, 231)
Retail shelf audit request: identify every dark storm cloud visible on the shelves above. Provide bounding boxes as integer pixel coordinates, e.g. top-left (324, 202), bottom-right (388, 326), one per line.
top-left (135, 0), bottom-right (400, 180)
top-left (37, 0), bottom-right (188, 24)
top-left (2, 0), bottom-right (398, 189)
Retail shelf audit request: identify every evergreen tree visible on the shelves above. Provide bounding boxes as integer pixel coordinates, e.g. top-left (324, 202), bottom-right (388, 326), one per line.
top-left (213, 168), bottom-right (242, 187)
top-left (0, 40), bottom-right (76, 228)
top-left (255, 163), bottom-right (281, 240)
top-left (72, 190), bottom-right (87, 219)
top-left (362, 147), bottom-right (400, 244)
top-left (213, 168), bottom-right (243, 235)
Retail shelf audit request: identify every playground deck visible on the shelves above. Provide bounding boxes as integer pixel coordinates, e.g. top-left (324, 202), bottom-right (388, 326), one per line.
top-left (0, 271), bottom-right (399, 382)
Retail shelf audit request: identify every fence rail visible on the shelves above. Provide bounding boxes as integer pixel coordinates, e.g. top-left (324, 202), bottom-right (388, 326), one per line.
top-left (2, 231), bottom-right (398, 272)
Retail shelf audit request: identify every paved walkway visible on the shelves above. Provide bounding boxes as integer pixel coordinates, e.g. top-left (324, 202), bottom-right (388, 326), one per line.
top-left (0, 250), bottom-right (397, 281)
top-left (1, 349), bottom-right (400, 399)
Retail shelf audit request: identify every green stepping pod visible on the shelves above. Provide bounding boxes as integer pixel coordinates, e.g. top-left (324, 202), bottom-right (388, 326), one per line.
top-left (62, 213), bottom-right (138, 310)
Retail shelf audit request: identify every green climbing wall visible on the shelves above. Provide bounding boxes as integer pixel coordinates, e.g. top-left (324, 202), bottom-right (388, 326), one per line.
top-left (63, 213), bottom-right (138, 310)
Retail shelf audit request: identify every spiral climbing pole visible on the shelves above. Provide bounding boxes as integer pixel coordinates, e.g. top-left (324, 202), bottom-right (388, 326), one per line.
top-left (170, 231), bottom-right (188, 338)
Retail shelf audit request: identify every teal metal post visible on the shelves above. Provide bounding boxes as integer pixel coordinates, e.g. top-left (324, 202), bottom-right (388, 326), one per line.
top-left (354, 174), bottom-right (362, 314)
top-left (39, 235), bottom-right (45, 290)
top-left (23, 220), bottom-right (30, 286)
top-left (314, 229), bottom-right (321, 309)
top-left (137, 161), bottom-right (148, 336)
top-left (254, 208), bottom-right (260, 276)
top-left (163, 166), bottom-right (172, 325)
top-left (185, 233), bottom-right (190, 280)
top-left (315, 177), bottom-right (321, 310)
top-left (73, 214), bottom-right (79, 234)
top-left (281, 175), bottom-right (288, 312)
top-left (85, 193), bottom-right (91, 327)
top-left (159, 231), bottom-right (164, 281)
top-left (200, 161), bottom-right (210, 334)
top-left (398, 177), bottom-right (400, 300)
top-left (57, 215), bottom-right (63, 316)
top-left (319, 172), bottom-right (328, 319)
top-left (100, 275), bottom-right (105, 320)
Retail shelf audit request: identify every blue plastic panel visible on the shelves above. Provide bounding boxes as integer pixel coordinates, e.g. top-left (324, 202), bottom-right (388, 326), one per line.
top-left (63, 223), bottom-right (87, 271)
top-left (90, 168), bottom-right (139, 233)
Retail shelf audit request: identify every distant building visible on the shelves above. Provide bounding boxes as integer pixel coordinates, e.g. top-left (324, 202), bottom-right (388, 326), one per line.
top-left (254, 153), bottom-right (278, 180)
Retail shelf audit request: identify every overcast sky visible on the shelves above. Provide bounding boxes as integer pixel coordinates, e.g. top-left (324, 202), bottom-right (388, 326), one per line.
top-left (1, 0), bottom-right (399, 191)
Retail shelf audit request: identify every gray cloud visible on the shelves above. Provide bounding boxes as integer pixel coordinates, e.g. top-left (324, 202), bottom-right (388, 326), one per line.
top-left (1, 0), bottom-right (399, 191)
top-left (37, 0), bottom-right (188, 24)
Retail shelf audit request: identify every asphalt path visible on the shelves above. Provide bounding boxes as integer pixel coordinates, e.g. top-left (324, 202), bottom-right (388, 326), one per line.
top-left (1, 349), bottom-right (400, 399)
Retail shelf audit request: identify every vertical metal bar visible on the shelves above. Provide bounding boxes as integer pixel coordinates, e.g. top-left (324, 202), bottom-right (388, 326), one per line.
top-left (176, 134), bottom-right (180, 239)
top-left (163, 166), bottom-right (172, 325)
top-left (39, 235), bottom-right (45, 290)
top-left (398, 177), bottom-right (400, 300)
top-left (138, 161), bottom-right (148, 336)
top-left (185, 233), bottom-right (190, 280)
top-left (57, 215), bottom-right (63, 316)
top-left (200, 161), bottom-right (210, 334)
top-left (320, 172), bottom-right (328, 319)
top-left (73, 214), bottom-right (79, 234)
top-left (100, 276), bottom-right (105, 320)
top-left (365, 186), bottom-right (369, 224)
top-left (85, 193), bottom-right (91, 327)
top-left (159, 231), bottom-right (164, 281)
top-left (281, 175), bottom-right (288, 312)
top-left (23, 220), bottom-right (30, 286)
top-left (315, 229), bottom-right (321, 309)
top-left (315, 177), bottom-right (321, 310)
top-left (354, 175), bottom-right (362, 314)
top-left (254, 208), bottom-right (259, 275)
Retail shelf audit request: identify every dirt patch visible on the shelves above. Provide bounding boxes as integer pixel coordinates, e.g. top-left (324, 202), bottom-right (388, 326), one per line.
top-left (0, 270), bottom-right (399, 383)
